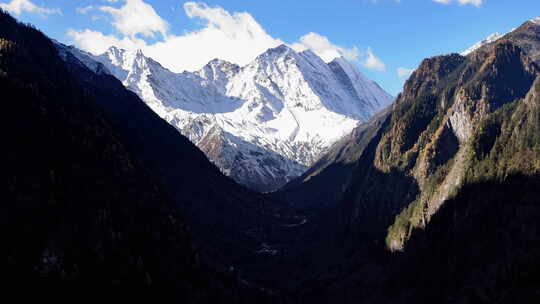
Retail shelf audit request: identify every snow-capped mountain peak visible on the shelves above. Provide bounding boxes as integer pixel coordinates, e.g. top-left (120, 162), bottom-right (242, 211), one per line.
top-left (196, 58), bottom-right (240, 93)
top-left (258, 44), bottom-right (295, 59)
top-left (64, 43), bottom-right (393, 192)
top-left (461, 17), bottom-right (540, 57)
top-left (461, 32), bottom-right (504, 56)
top-left (198, 58), bottom-right (240, 79)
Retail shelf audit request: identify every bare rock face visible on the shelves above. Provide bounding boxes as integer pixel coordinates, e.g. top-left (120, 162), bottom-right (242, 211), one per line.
top-left (504, 19), bottom-right (540, 64)
top-left (449, 41), bottom-right (539, 143)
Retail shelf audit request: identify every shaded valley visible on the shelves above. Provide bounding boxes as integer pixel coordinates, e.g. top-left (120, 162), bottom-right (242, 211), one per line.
top-left (3, 9), bottom-right (540, 304)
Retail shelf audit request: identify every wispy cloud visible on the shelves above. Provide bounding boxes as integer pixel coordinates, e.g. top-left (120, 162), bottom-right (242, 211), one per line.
top-left (362, 47), bottom-right (386, 72)
top-left (291, 32), bottom-right (359, 62)
top-left (76, 5), bottom-right (94, 15)
top-left (433, 0), bottom-right (483, 7)
top-left (367, 0), bottom-right (402, 3)
top-left (0, 0), bottom-right (61, 16)
top-left (397, 67), bottom-right (414, 78)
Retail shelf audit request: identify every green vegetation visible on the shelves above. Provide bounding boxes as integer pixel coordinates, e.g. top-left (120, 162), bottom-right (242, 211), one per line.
top-left (467, 81), bottom-right (540, 182)
top-left (384, 42), bottom-right (540, 250)
top-left (386, 156), bottom-right (457, 250)
top-left (376, 93), bottom-right (442, 173)
top-left (387, 80), bottom-right (540, 249)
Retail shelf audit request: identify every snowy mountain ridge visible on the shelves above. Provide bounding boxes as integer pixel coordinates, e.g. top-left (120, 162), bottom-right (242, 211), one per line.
top-left (461, 32), bottom-right (504, 56)
top-left (461, 17), bottom-right (540, 56)
top-left (63, 43), bottom-right (393, 192)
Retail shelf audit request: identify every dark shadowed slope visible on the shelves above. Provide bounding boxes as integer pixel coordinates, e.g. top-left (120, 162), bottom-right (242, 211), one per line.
top-left (56, 28), bottom-right (304, 282)
top-left (301, 175), bottom-right (540, 304)
top-left (0, 11), bottom-right (288, 302)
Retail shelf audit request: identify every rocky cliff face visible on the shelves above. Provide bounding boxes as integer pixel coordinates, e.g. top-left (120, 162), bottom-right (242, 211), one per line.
top-left (280, 19), bottom-right (540, 254)
top-left (383, 40), bottom-right (539, 250)
top-left (462, 17), bottom-right (540, 64)
top-left (499, 19), bottom-right (540, 64)
top-left (66, 44), bottom-right (393, 192)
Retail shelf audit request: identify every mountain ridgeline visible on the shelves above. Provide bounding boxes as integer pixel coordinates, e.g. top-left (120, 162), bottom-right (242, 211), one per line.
top-left (67, 42), bottom-right (393, 192)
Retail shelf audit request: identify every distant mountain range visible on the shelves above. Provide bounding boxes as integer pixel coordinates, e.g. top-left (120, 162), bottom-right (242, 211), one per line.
top-left (64, 43), bottom-right (393, 192)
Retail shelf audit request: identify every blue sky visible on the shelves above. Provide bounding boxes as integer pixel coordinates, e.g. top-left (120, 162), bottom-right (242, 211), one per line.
top-left (2, 0), bottom-right (540, 95)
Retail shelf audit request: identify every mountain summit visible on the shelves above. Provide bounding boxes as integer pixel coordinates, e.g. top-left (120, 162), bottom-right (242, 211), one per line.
top-left (461, 16), bottom-right (540, 60)
top-left (67, 44), bottom-right (393, 192)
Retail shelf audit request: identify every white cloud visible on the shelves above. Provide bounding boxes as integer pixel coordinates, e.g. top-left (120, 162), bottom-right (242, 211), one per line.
top-left (68, 1), bottom-right (379, 73)
top-left (99, 0), bottom-right (168, 39)
top-left (368, 0), bottom-right (401, 3)
top-left (291, 32), bottom-right (359, 62)
top-left (76, 6), bottom-right (94, 15)
top-left (0, 0), bottom-right (61, 16)
top-left (362, 47), bottom-right (385, 72)
top-left (291, 33), bottom-right (385, 71)
top-left (69, 1), bottom-right (282, 72)
top-left (397, 67), bottom-right (414, 78)
top-left (67, 28), bottom-right (145, 54)
top-left (433, 0), bottom-right (483, 6)
top-left (458, 0), bottom-right (482, 6)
